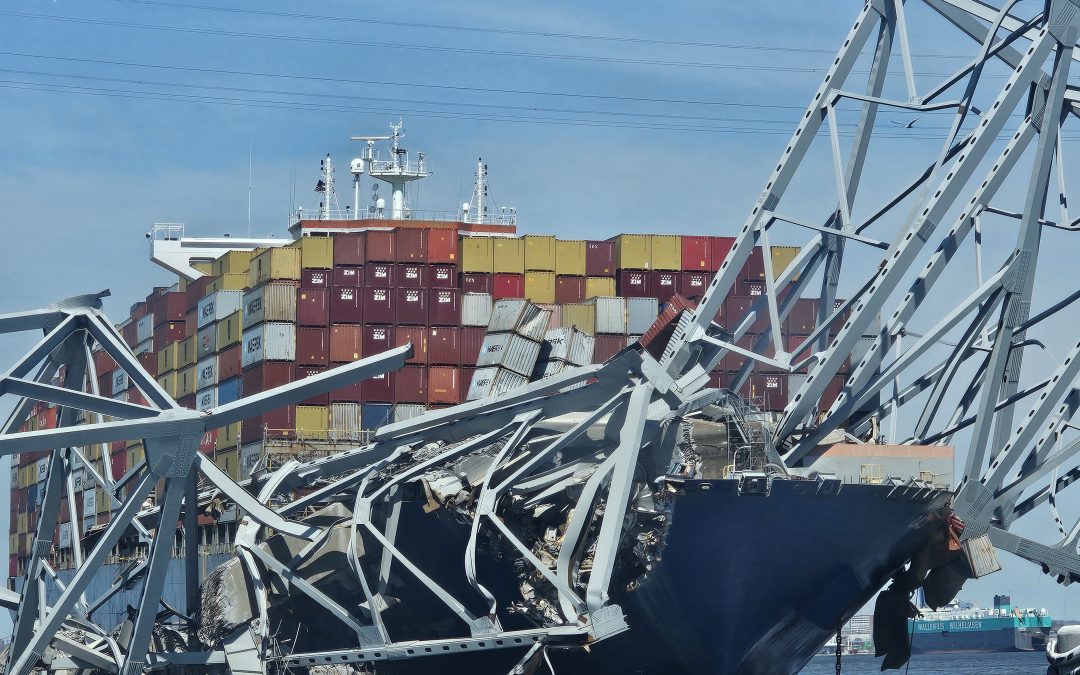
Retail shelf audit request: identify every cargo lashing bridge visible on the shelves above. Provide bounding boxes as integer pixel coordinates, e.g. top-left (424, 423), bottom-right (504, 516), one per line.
top-left (4, 0), bottom-right (1080, 672)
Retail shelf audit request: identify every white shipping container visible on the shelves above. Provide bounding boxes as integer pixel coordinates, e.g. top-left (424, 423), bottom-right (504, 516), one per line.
top-left (196, 356), bottom-right (218, 391)
top-left (135, 338), bottom-right (153, 355)
top-left (59, 522), bottom-right (72, 549)
top-left (136, 313), bottom-right (155, 343)
top-left (461, 293), bottom-right (494, 327)
top-left (626, 297), bottom-right (659, 335)
top-left (240, 442), bottom-right (263, 479)
top-left (111, 369), bottom-right (128, 396)
top-left (198, 290), bottom-right (244, 329)
top-left (393, 404), bottom-right (426, 423)
top-left (36, 458), bottom-right (48, 483)
top-left (541, 327), bottom-right (574, 362)
top-left (476, 333), bottom-right (542, 377)
top-left (487, 299), bottom-right (550, 341)
top-left (466, 366), bottom-right (530, 400)
top-left (72, 468), bottom-right (85, 492)
top-left (591, 296), bottom-right (627, 335)
top-left (569, 330), bottom-right (595, 366)
top-left (83, 488), bottom-right (96, 515)
top-left (330, 402), bottom-right (363, 437)
top-left (196, 387), bottom-right (217, 412)
top-left (243, 282), bottom-right (298, 329)
top-left (241, 322), bottom-right (296, 368)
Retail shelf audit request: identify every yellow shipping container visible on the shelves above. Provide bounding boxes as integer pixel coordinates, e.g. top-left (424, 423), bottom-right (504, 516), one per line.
top-left (492, 237), bottom-right (525, 273)
top-left (216, 422), bottom-right (241, 451)
top-left (17, 513), bottom-right (28, 534)
top-left (296, 405), bottom-right (329, 434)
top-left (613, 234), bottom-right (650, 270)
top-left (215, 449), bottom-right (238, 481)
top-left (212, 250), bottom-right (253, 277)
top-left (177, 365), bottom-right (197, 398)
top-left (179, 336), bottom-right (197, 369)
top-left (127, 442), bottom-right (145, 469)
top-left (585, 277), bottom-right (616, 299)
top-left (770, 245), bottom-right (801, 281)
top-left (459, 237), bottom-right (494, 273)
top-left (290, 235), bottom-right (334, 269)
top-left (650, 235), bottom-right (682, 270)
top-left (192, 261), bottom-right (213, 275)
top-left (157, 341), bottom-right (180, 375)
top-left (97, 487), bottom-right (110, 514)
top-left (523, 235), bottom-right (556, 271)
top-left (207, 273), bottom-right (248, 293)
top-left (156, 371), bottom-right (178, 398)
top-left (217, 310), bottom-right (243, 349)
top-left (561, 303), bottom-right (597, 335)
top-left (177, 276), bottom-right (188, 293)
top-left (249, 246), bottom-right (302, 286)
top-left (555, 239), bottom-right (586, 276)
top-left (524, 271), bottom-right (556, 304)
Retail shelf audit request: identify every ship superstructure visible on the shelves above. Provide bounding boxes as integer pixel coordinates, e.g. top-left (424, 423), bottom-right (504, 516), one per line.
top-left (911, 595), bottom-right (1052, 653)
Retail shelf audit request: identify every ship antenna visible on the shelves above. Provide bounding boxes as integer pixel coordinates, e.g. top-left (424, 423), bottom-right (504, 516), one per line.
top-left (247, 141), bottom-right (253, 237)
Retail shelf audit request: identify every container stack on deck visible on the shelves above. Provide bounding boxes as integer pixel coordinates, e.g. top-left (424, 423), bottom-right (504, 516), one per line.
top-left (7, 224), bottom-right (855, 578)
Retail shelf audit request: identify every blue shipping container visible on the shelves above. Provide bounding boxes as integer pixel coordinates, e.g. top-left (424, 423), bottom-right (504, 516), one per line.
top-left (360, 404), bottom-right (393, 432)
top-left (218, 377), bottom-right (242, 405)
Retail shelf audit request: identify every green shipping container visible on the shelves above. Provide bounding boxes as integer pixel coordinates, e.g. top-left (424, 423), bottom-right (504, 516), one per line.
top-left (459, 237), bottom-right (494, 273)
top-left (613, 234), bottom-right (650, 270)
top-left (493, 237), bottom-right (525, 273)
top-left (555, 239), bottom-right (586, 276)
top-left (524, 235), bottom-right (556, 271)
top-left (649, 235), bottom-right (682, 270)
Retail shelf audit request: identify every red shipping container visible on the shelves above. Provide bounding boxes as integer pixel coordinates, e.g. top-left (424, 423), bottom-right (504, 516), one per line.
top-left (395, 366), bottom-right (427, 403)
top-left (241, 405), bottom-right (296, 444)
top-left (301, 268), bottom-right (331, 290)
top-left (138, 351), bottom-right (158, 378)
top-left (677, 271), bottom-right (711, 301)
top-left (737, 279), bottom-right (766, 298)
top-left (362, 324), bottom-right (393, 356)
top-left (394, 263), bottom-right (427, 288)
top-left (787, 333), bottom-right (811, 358)
top-left (366, 230), bottom-right (395, 262)
top-left (395, 287), bottom-right (428, 325)
top-left (648, 271), bottom-right (678, 303)
top-left (394, 228), bottom-right (426, 263)
top-left (130, 301), bottom-right (148, 321)
top-left (93, 349), bottom-right (116, 377)
top-left (430, 264), bottom-right (456, 288)
top-left (330, 286), bottom-right (364, 324)
top-left (460, 272), bottom-right (492, 294)
top-left (821, 375), bottom-right (846, 409)
top-left (297, 288), bottom-right (330, 327)
top-left (593, 335), bottom-right (626, 363)
top-left (242, 362), bottom-right (295, 396)
top-left (332, 266), bottom-right (364, 288)
top-left (186, 276), bottom-right (211, 311)
top-left (617, 270), bottom-right (649, 298)
top-left (786, 298), bottom-right (818, 334)
top-left (742, 245), bottom-right (765, 280)
top-left (681, 236), bottom-right (711, 271)
top-left (394, 326), bottom-right (428, 364)
top-left (460, 326), bottom-right (485, 365)
top-left (428, 326), bottom-right (460, 365)
top-left (359, 370), bottom-right (395, 403)
top-left (726, 296), bottom-right (769, 334)
top-left (333, 232), bottom-right (366, 266)
top-left (185, 308), bottom-right (198, 339)
top-left (218, 344), bottom-right (242, 380)
top-left (750, 372), bottom-right (788, 411)
top-left (178, 394), bottom-right (196, 410)
top-left (365, 263), bottom-right (393, 288)
top-left (460, 366), bottom-right (476, 398)
top-left (428, 288), bottom-right (461, 325)
top-left (296, 365), bottom-right (329, 406)
top-left (130, 388), bottom-right (148, 406)
top-left (428, 367), bottom-right (460, 405)
top-left (296, 327), bottom-right (330, 366)
top-left (585, 240), bottom-right (616, 276)
top-left (151, 292), bottom-right (186, 325)
top-left (122, 322), bottom-right (138, 348)
top-left (426, 229), bottom-right (457, 264)
top-left (329, 325), bottom-right (363, 363)
top-left (198, 430), bottom-right (216, 455)
top-left (708, 237), bottom-right (736, 272)
top-left (153, 321), bottom-right (186, 351)
top-left (555, 276), bottom-right (586, 303)
top-left (493, 273), bottom-right (525, 299)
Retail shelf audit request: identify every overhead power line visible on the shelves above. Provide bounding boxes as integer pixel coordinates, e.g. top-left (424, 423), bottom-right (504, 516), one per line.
top-left (102, 0), bottom-right (973, 59)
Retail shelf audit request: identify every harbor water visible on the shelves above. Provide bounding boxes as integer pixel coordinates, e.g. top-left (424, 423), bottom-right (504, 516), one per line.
top-left (801, 651), bottom-right (1048, 674)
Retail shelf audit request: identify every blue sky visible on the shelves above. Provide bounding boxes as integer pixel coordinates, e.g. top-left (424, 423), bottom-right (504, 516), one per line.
top-left (1, 0), bottom-right (1079, 638)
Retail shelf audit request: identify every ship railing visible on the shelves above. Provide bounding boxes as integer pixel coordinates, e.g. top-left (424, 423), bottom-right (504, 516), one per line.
top-left (149, 223), bottom-right (185, 241)
top-left (292, 207), bottom-right (517, 226)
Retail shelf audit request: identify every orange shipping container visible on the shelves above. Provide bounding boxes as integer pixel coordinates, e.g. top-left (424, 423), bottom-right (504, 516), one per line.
top-left (394, 326), bottom-right (428, 365)
top-left (427, 366), bottom-right (460, 405)
top-left (329, 324), bottom-right (363, 363)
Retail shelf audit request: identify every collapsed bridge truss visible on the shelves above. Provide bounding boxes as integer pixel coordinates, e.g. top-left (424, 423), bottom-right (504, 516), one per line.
top-left (3, 0), bottom-right (1080, 672)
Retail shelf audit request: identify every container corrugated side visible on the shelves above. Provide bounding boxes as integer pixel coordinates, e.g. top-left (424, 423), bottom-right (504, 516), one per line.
top-left (291, 236), bottom-right (334, 269)
top-left (476, 333), bottom-right (542, 377)
top-left (492, 237), bottom-right (525, 274)
top-left (296, 405), bottom-right (329, 434)
top-left (770, 245), bottom-right (801, 280)
top-left (459, 237), bottom-right (494, 273)
top-left (568, 330), bottom-right (595, 366)
top-left (626, 297), bottom-right (659, 335)
top-left (243, 282), bottom-right (298, 329)
top-left (585, 277), bottom-right (615, 299)
top-left (249, 246), bottom-right (302, 286)
top-left (541, 327), bottom-right (574, 362)
top-left (212, 250), bottom-right (253, 276)
top-left (523, 235), bottom-right (556, 271)
top-left (649, 234), bottom-right (682, 270)
top-left (241, 322), bottom-right (297, 368)
top-left (555, 239), bottom-right (586, 276)
top-left (591, 296), bottom-right (627, 335)
top-left (524, 271), bottom-right (556, 304)
top-left (196, 324), bottom-right (217, 359)
top-left (330, 402), bottom-right (362, 437)
top-left (157, 341), bottom-right (180, 374)
top-left (466, 366), bottom-right (529, 400)
top-left (216, 310), bottom-right (243, 350)
top-left (197, 290), bottom-right (244, 329)
top-left (196, 355), bottom-right (218, 391)
top-left (613, 234), bottom-right (650, 270)
top-left (560, 303), bottom-right (596, 335)
top-left (487, 299), bottom-right (549, 341)
top-left (393, 403), bottom-right (427, 423)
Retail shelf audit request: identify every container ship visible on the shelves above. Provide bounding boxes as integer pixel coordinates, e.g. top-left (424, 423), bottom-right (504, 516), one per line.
top-left (911, 595), bottom-right (1052, 654)
top-left (6, 123), bottom-right (956, 673)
